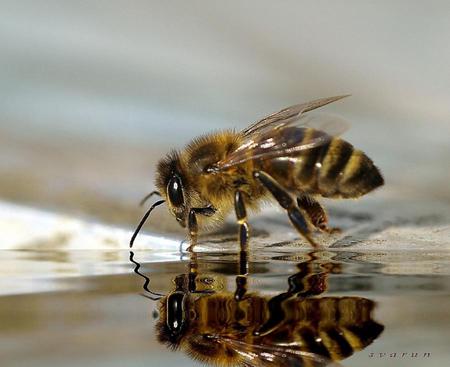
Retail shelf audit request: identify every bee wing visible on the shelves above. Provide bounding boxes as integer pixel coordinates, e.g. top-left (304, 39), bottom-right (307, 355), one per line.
top-left (241, 95), bottom-right (350, 137)
top-left (217, 336), bottom-right (341, 367)
top-left (215, 113), bottom-right (349, 170)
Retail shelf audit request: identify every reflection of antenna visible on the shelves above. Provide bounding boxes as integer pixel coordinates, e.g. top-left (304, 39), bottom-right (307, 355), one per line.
top-left (129, 251), bottom-right (164, 301)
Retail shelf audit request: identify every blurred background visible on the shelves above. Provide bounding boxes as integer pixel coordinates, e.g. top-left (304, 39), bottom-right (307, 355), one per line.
top-left (1, 1), bottom-right (450, 367)
top-left (1, 0), bottom-right (449, 230)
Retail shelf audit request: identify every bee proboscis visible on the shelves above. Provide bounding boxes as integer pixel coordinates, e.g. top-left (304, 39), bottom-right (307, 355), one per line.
top-left (130, 95), bottom-right (384, 249)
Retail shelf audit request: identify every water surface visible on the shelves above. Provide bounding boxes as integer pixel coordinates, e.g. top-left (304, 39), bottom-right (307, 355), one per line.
top-left (1, 246), bottom-right (449, 367)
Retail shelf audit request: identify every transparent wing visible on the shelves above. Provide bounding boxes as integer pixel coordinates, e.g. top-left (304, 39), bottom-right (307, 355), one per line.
top-left (217, 336), bottom-right (342, 367)
top-left (242, 95), bottom-right (350, 137)
top-left (215, 113), bottom-right (349, 170)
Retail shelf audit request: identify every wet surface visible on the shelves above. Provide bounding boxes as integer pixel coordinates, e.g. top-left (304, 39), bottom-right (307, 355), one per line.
top-left (1, 192), bottom-right (450, 366)
top-left (1, 243), bottom-right (450, 367)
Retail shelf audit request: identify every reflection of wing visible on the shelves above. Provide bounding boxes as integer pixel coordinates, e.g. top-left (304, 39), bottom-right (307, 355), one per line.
top-left (217, 336), bottom-right (342, 367)
top-left (241, 95), bottom-right (349, 137)
top-left (216, 113), bottom-right (349, 170)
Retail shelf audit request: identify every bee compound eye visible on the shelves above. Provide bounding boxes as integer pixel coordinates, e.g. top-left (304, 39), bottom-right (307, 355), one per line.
top-left (168, 176), bottom-right (184, 207)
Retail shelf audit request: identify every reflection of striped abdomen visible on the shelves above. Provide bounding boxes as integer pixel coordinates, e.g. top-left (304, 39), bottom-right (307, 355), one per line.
top-left (194, 295), bottom-right (384, 364)
top-left (259, 130), bottom-right (384, 198)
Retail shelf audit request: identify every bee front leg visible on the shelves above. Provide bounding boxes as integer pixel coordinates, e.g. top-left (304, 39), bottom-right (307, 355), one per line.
top-left (186, 206), bottom-right (216, 252)
top-left (187, 209), bottom-right (198, 252)
top-left (253, 171), bottom-right (319, 248)
top-left (234, 190), bottom-right (249, 301)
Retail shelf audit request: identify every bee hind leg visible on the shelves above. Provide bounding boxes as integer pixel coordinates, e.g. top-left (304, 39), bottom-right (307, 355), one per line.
top-left (297, 194), bottom-right (341, 234)
top-left (253, 171), bottom-right (319, 248)
top-left (234, 190), bottom-right (249, 301)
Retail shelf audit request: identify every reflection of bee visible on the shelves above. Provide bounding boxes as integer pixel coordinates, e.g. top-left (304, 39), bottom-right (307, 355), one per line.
top-left (130, 252), bottom-right (384, 367)
top-left (130, 96), bottom-right (384, 249)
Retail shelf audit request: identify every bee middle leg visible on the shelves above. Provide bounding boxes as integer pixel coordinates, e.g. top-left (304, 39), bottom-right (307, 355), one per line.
top-left (297, 194), bottom-right (341, 234)
top-left (234, 190), bottom-right (249, 301)
top-left (253, 171), bottom-right (318, 248)
top-left (235, 190), bottom-right (250, 251)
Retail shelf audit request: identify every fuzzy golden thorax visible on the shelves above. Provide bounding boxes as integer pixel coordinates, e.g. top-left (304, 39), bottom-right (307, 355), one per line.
top-left (155, 130), bottom-right (261, 231)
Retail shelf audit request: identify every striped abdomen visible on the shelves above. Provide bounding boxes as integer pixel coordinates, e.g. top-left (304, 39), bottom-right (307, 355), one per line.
top-left (258, 129), bottom-right (384, 198)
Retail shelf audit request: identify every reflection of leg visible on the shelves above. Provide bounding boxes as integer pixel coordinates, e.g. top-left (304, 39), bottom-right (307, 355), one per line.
top-left (188, 251), bottom-right (199, 292)
top-left (297, 272), bottom-right (328, 297)
top-left (291, 259), bottom-right (331, 298)
top-left (254, 259), bottom-right (329, 336)
top-left (234, 250), bottom-right (248, 301)
top-left (291, 262), bottom-right (328, 297)
top-left (254, 292), bottom-right (290, 336)
top-left (253, 268), bottom-right (304, 336)
top-left (233, 251), bottom-right (249, 330)
top-left (186, 252), bottom-right (215, 294)
top-left (297, 194), bottom-right (341, 233)
top-left (254, 171), bottom-right (318, 247)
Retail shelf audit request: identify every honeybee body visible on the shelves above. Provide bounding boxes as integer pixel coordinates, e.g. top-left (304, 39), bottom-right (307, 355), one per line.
top-left (170, 127), bottom-right (382, 231)
top-left (130, 96), bottom-right (384, 249)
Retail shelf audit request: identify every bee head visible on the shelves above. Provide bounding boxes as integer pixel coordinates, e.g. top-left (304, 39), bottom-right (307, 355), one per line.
top-left (155, 151), bottom-right (189, 227)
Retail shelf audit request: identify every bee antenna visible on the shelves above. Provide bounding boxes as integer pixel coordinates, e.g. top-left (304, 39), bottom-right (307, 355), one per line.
top-left (139, 190), bottom-right (161, 207)
top-left (129, 199), bottom-right (165, 248)
top-left (129, 251), bottom-right (164, 299)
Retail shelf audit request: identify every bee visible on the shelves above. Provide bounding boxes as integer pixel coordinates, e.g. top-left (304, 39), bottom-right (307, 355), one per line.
top-left (130, 251), bottom-right (384, 367)
top-left (129, 96), bottom-right (384, 249)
